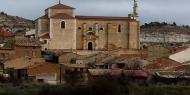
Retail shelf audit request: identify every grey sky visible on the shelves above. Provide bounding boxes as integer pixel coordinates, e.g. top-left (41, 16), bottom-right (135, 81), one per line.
top-left (0, 0), bottom-right (189, 25)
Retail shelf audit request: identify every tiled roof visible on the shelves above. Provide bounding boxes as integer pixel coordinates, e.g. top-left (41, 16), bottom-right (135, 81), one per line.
top-left (50, 13), bottom-right (74, 19)
top-left (40, 32), bottom-right (50, 39)
top-left (146, 58), bottom-right (180, 70)
top-left (38, 14), bottom-right (49, 19)
top-left (46, 49), bottom-right (76, 56)
top-left (166, 63), bottom-right (190, 71)
top-left (4, 57), bottom-right (45, 69)
top-left (64, 64), bottom-right (87, 68)
top-left (76, 53), bottom-right (99, 60)
top-left (1, 40), bottom-right (15, 49)
top-left (0, 31), bottom-right (14, 37)
top-left (76, 16), bottom-right (131, 20)
top-left (15, 38), bottom-right (41, 47)
top-left (28, 63), bottom-right (65, 76)
top-left (47, 3), bottom-right (75, 10)
top-left (88, 69), bottom-right (110, 76)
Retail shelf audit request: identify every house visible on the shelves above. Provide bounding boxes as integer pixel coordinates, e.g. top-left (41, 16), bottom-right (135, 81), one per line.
top-left (0, 28), bottom-right (15, 48)
top-left (28, 63), bottom-right (65, 85)
top-left (3, 38), bottom-right (43, 80)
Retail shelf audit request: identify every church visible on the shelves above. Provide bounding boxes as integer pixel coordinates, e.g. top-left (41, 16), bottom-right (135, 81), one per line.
top-left (35, 0), bottom-right (140, 51)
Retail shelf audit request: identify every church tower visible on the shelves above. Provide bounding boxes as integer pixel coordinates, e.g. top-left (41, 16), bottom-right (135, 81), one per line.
top-left (128, 0), bottom-right (140, 49)
top-left (133, 0), bottom-right (138, 17)
top-left (128, 0), bottom-right (139, 20)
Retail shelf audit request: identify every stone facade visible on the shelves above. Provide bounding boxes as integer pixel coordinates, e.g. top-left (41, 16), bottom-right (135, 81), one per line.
top-left (36, 3), bottom-right (140, 50)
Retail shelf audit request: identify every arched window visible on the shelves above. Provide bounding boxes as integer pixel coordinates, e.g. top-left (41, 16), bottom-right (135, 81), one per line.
top-left (61, 21), bottom-right (65, 29)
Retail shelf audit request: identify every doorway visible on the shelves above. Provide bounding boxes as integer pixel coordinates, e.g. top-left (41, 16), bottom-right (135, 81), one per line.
top-left (88, 42), bottom-right (93, 50)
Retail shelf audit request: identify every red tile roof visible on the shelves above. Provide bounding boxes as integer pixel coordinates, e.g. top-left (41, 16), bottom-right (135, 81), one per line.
top-left (50, 13), bottom-right (74, 19)
top-left (146, 58), bottom-right (180, 70)
top-left (38, 14), bottom-right (49, 19)
top-left (0, 31), bottom-right (14, 37)
top-left (46, 3), bottom-right (75, 10)
top-left (76, 15), bottom-right (132, 20)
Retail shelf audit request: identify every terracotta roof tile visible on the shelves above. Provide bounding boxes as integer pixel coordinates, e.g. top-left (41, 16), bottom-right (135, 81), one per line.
top-left (47, 3), bottom-right (75, 10)
top-left (146, 58), bottom-right (180, 70)
top-left (50, 13), bottom-right (74, 19)
top-left (76, 15), bottom-right (132, 20)
top-left (0, 31), bottom-right (14, 37)
top-left (40, 32), bottom-right (50, 39)
top-left (15, 38), bottom-right (41, 47)
top-left (4, 57), bottom-right (45, 69)
top-left (38, 14), bottom-right (49, 19)
top-left (28, 63), bottom-right (65, 76)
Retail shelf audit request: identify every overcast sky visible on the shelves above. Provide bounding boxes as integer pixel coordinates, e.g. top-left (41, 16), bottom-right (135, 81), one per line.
top-left (0, 0), bottom-right (189, 25)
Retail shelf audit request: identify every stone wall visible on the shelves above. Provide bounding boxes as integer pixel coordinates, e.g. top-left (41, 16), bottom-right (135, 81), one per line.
top-left (76, 20), bottom-right (139, 50)
top-left (49, 18), bottom-right (76, 49)
top-left (48, 9), bottom-right (75, 17)
top-left (37, 19), bottom-right (49, 35)
top-left (15, 46), bottom-right (41, 59)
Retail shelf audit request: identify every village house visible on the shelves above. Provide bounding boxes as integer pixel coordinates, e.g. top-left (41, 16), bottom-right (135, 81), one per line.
top-left (3, 38), bottom-right (44, 80)
top-left (28, 63), bottom-right (65, 85)
top-left (0, 27), bottom-right (15, 48)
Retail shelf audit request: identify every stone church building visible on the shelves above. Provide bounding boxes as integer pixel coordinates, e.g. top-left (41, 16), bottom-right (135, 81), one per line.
top-left (35, 0), bottom-right (140, 51)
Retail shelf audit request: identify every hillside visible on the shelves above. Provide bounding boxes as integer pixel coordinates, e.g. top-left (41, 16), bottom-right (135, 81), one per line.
top-left (0, 11), bottom-right (34, 32)
top-left (140, 22), bottom-right (190, 47)
top-left (141, 22), bottom-right (190, 29)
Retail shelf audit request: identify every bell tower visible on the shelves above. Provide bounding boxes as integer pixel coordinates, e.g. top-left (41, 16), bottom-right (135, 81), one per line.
top-left (133, 0), bottom-right (138, 17)
top-left (128, 0), bottom-right (139, 20)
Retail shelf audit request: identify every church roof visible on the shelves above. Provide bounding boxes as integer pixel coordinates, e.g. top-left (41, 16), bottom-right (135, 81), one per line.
top-left (76, 16), bottom-right (132, 20)
top-left (35, 14), bottom-right (49, 21)
top-left (47, 3), bottom-right (75, 10)
top-left (38, 14), bottom-right (49, 19)
top-left (50, 13), bottom-right (74, 19)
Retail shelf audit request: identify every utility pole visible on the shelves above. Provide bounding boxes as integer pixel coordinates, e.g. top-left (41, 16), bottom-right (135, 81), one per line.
top-left (59, 64), bottom-right (62, 84)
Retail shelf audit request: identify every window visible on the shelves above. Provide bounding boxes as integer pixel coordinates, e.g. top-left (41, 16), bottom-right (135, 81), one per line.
top-left (100, 28), bottom-right (104, 31)
top-left (44, 40), bottom-right (47, 44)
top-left (24, 50), bottom-right (29, 58)
top-left (118, 25), bottom-right (121, 32)
top-left (80, 68), bottom-right (84, 72)
top-left (89, 27), bottom-right (92, 31)
top-left (78, 27), bottom-right (81, 30)
top-left (61, 21), bottom-right (65, 29)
